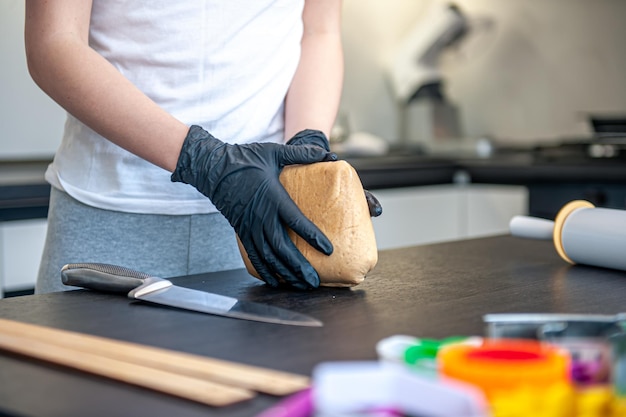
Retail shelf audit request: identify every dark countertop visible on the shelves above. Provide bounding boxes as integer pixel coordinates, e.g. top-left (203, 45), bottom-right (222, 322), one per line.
top-left (348, 150), bottom-right (626, 189)
top-left (0, 235), bottom-right (625, 417)
top-left (0, 160), bottom-right (51, 221)
top-left (2, 150), bottom-right (626, 220)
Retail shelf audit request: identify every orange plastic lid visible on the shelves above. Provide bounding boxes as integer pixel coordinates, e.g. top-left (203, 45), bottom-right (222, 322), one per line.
top-left (439, 339), bottom-right (570, 397)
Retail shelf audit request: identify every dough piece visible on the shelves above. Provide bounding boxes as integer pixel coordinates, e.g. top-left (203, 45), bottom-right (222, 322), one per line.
top-left (238, 160), bottom-right (378, 287)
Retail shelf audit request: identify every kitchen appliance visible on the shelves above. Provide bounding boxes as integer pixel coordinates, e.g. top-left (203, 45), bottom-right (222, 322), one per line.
top-left (61, 263), bottom-right (322, 327)
top-left (388, 1), bottom-right (491, 152)
top-left (388, 2), bottom-right (470, 151)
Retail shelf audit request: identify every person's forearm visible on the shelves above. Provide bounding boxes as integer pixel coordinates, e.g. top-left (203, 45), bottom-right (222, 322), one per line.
top-left (25, 16), bottom-right (187, 172)
top-left (284, 2), bottom-right (344, 140)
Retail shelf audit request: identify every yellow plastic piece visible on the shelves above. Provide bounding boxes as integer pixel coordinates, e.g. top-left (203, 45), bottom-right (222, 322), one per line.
top-left (490, 382), bottom-right (575, 417)
top-left (576, 386), bottom-right (614, 417)
top-left (488, 384), bottom-right (619, 417)
top-left (611, 396), bottom-right (626, 417)
top-left (552, 200), bottom-right (595, 265)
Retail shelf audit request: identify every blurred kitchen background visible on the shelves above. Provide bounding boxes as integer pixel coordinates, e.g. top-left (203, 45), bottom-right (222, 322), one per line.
top-left (3, 0), bottom-right (626, 158)
top-left (340, 0), bottom-right (626, 147)
top-left (1, 0), bottom-right (626, 296)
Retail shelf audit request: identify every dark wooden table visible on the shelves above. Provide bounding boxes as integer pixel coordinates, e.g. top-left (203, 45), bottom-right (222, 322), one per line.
top-left (1, 236), bottom-right (624, 417)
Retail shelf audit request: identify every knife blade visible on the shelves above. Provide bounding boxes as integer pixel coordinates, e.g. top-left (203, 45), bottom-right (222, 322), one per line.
top-left (61, 263), bottom-right (322, 327)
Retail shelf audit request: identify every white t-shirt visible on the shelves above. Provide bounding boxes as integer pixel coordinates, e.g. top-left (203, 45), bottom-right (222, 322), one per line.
top-left (46, 0), bottom-right (304, 215)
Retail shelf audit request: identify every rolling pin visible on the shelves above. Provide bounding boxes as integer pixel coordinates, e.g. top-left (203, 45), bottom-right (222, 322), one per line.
top-left (510, 200), bottom-right (626, 272)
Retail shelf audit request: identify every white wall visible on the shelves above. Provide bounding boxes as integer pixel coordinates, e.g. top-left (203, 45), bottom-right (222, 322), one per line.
top-left (341, 0), bottom-right (626, 144)
top-left (0, 1), bottom-right (65, 160)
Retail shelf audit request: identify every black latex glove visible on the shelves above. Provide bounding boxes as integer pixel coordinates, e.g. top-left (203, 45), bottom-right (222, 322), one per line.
top-left (172, 125), bottom-right (337, 290)
top-left (286, 129), bottom-right (383, 217)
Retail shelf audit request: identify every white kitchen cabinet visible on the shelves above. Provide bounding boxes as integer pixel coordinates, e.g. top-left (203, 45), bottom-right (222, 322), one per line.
top-left (371, 185), bottom-right (462, 250)
top-left (462, 185), bottom-right (529, 239)
top-left (372, 184), bottom-right (528, 250)
top-left (0, 219), bottom-right (47, 297)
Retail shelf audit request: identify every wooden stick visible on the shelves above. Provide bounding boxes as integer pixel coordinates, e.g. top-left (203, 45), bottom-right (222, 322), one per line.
top-left (0, 318), bottom-right (310, 395)
top-left (0, 331), bottom-right (253, 407)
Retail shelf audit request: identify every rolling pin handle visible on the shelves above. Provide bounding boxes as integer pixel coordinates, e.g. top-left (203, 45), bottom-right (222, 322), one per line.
top-left (509, 215), bottom-right (555, 240)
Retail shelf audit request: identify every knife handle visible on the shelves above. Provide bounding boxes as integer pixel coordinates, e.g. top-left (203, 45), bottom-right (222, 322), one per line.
top-left (61, 263), bottom-right (154, 293)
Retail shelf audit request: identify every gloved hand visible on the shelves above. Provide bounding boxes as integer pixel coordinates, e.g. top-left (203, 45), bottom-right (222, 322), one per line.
top-left (286, 129), bottom-right (383, 217)
top-left (172, 125), bottom-right (337, 290)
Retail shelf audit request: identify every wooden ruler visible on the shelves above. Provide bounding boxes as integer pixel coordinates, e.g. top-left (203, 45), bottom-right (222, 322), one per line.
top-left (0, 318), bottom-right (310, 406)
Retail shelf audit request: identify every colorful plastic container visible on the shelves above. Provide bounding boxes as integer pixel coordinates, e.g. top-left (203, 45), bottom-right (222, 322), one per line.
top-left (439, 338), bottom-right (571, 398)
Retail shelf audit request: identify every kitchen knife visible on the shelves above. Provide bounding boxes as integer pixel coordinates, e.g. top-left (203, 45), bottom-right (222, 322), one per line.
top-left (61, 263), bottom-right (322, 327)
